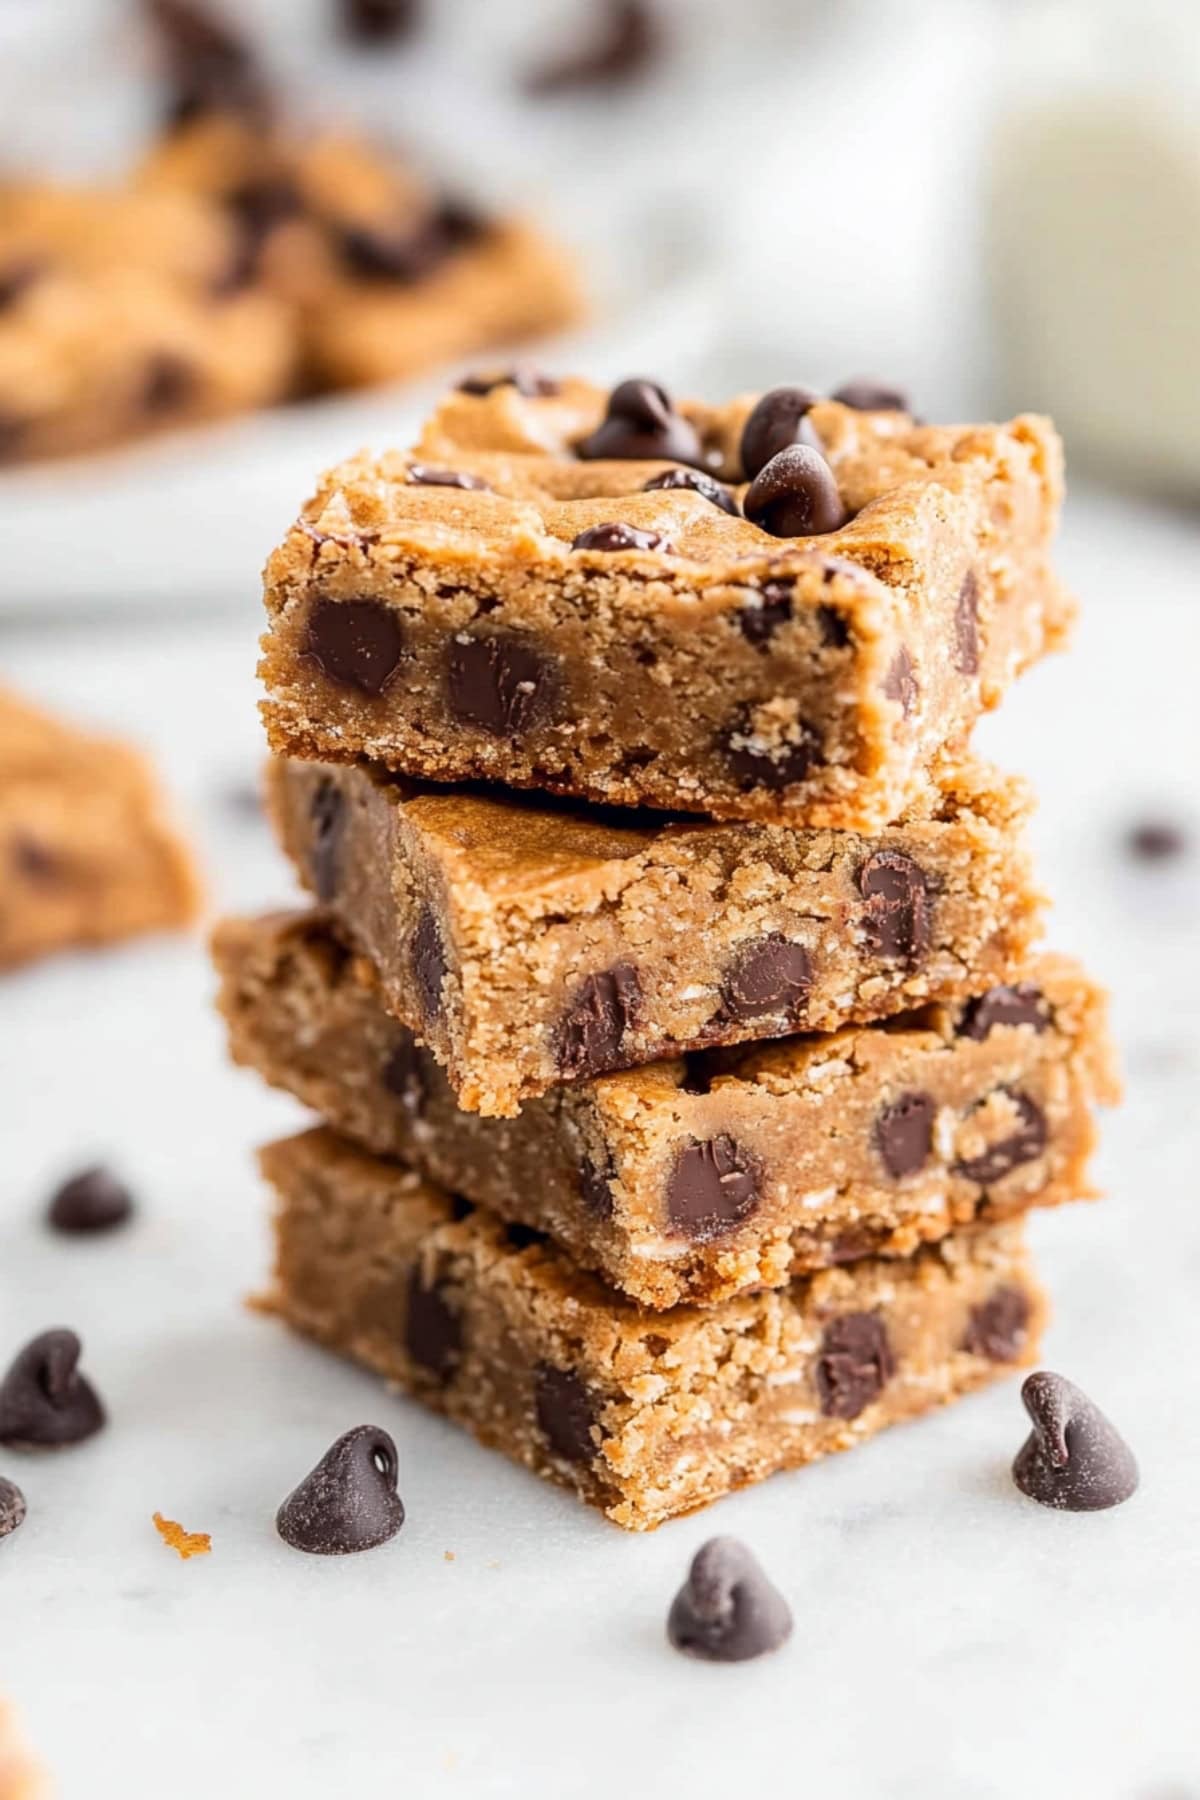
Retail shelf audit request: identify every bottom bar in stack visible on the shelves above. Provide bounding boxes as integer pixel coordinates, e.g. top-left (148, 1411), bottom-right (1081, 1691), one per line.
top-left (260, 1127), bottom-right (1047, 1530)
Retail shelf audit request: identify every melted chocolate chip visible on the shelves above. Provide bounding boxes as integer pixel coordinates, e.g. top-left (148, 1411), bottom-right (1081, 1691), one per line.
top-left (954, 570), bottom-right (980, 676)
top-left (1012, 1371), bottom-right (1138, 1512)
top-left (831, 377), bottom-right (911, 413)
top-left (410, 907), bottom-right (447, 1022)
top-left (739, 385), bottom-right (822, 481)
top-left (721, 934), bottom-right (812, 1023)
top-left (858, 850), bottom-right (931, 963)
top-left (738, 578), bottom-right (793, 645)
top-left (534, 1366), bottom-right (598, 1463)
top-left (724, 707), bottom-right (822, 792)
top-left (0, 1329), bottom-right (105, 1450)
top-left (340, 0), bottom-right (420, 43)
top-left (958, 984), bottom-right (1050, 1042)
top-left (407, 463), bottom-right (490, 491)
top-left (665, 1136), bottom-right (762, 1241)
top-left (575, 378), bottom-right (702, 466)
top-left (0, 1476), bottom-right (26, 1542)
top-left (954, 1089), bottom-right (1047, 1186)
top-left (815, 1313), bottom-right (895, 1420)
top-left (404, 1268), bottom-right (461, 1381)
top-left (381, 1036), bottom-right (428, 1121)
top-left (642, 466), bottom-right (739, 515)
top-left (309, 777), bottom-right (345, 903)
top-left (883, 645), bottom-right (918, 717)
top-left (304, 598), bottom-right (405, 697)
top-left (873, 1091), bottom-right (936, 1178)
top-left (570, 521), bottom-right (672, 554)
top-left (579, 1152), bottom-right (616, 1220)
top-left (744, 446), bottom-right (848, 538)
top-left (47, 1166), bottom-right (134, 1235)
top-left (446, 633), bottom-right (556, 735)
top-left (525, 1), bottom-right (660, 94)
top-left (141, 352), bottom-right (195, 415)
top-left (963, 1285), bottom-right (1032, 1362)
top-left (556, 965), bottom-right (642, 1080)
top-left (276, 1424), bottom-right (405, 1553)
top-left (457, 367), bottom-right (559, 398)
top-left (667, 1537), bottom-right (793, 1663)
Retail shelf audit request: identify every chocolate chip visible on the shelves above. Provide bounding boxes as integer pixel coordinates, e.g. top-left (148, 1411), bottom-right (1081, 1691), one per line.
top-left (1127, 819), bottom-right (1188, 862)
top-left (407, 463), bottom-right (491, 491)
top-left (739, 385), bottom-right (822, 480)
top-left (642, 467), bottom-right (739, 515)
top-left (724, 706), bottom-right (821, 792)
top-left (815, 1313), bottom-right (895, 1420)
top-left (339, 0), bottom-right (420, 43)
top-left (404, 1269), bottom-right (461, 1381)
top-left (309, 777), bottom-right (345, 903)
top-left (818, 603), bottom-right (851, 648)
top-left (665, 1136), bottom-right (762, 1241)
top-left (338, 215), bottom-right (447, 282)
top-left (858, 850), bottom-right (931, 963)
top-left (831, 377), bottom-right (911, 412)
top-left (744, 446), bottom-right (848, 538)
top-left (570, 522), bottom-right (672, 554)
top-left (953, 1089), bottom-right (1047, 1186)
top-left (150, 0), bottom-right (269, 126)
top-left (503, 1222), bottom-right (547, 1251)
top-left (11, 837), bottom-right (58, 882)
top-left (276, 1424), bottom-right (405, 1553)
top-left (141, 352), bottom-right (195, 415)
top-left (575, 378), bottom-right (702, 466)
top-left (954, 569), bottom-right (980, 676)
top-left (381, 1036), bottom-right (428, 1120)
top-left (525, 0), bottom-right (660, 94)
top-left (958, 983), bottom-right (1050, 1042)
top-left (873, 1091), bottom-right (936, 1178)
top-left (0, 259), bottom-right (42, 311)
top-left (0, 1329), bottom-right (105, 1450)
top-left (457, 367), bottom-right (560, 398)
top-left (1012, 1372), bottom-right (1138, 1512)
top-left (0, 1476), bottom-right (26, 1542)
top-left (410, 907), bottom-right (447, 1022)
top-left (721, 934), bottom-right (812, 1023)
top-left (579, 1152), bottom-right (616, 1220)
top-left (883, 645), bottom-right (918, 716)
top-left (46, 1166), bottom-right (134, 1235)
top-left (446, 633), bottom-right (556, 735)
top-left (963, 1286), bottom-right (1032, 1363)
top-left (534, 1366), bottom-right (598, 1463)
top-left (556, 965), bottom-right (641, 1080)
top-left (304, 598), bottom-right (405, 697)
top-left (738, 578), bottom-right (793, 645)
top-left (667, 1537), bottom-right (793, 1663)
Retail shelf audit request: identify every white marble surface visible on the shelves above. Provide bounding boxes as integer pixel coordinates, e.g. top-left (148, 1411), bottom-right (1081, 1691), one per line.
top-left (1, 486), bottom-right (1199, 1800)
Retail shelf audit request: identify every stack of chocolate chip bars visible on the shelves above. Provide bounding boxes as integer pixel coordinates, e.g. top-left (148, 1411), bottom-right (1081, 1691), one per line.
top-left (215, 372), bottom-right (1119, 1530)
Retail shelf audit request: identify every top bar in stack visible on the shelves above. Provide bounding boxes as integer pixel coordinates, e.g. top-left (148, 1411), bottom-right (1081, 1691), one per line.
top-left (259, 373), bottom-right (1072, 830)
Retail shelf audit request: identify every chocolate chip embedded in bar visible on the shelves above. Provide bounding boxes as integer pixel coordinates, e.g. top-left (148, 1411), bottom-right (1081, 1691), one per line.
top-left (258, 374), bottom-right (1074, 830)
top-left (217, 914), bottom-right (1119, 1309)
top-left (263, 754), bottom-right (1046, 1116)
top-left (260, 1127), bottom-right (1048, 1530)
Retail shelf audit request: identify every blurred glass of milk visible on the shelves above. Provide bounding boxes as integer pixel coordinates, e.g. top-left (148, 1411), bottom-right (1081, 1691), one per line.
top-left (990, 0), bottom-right (1200, 495)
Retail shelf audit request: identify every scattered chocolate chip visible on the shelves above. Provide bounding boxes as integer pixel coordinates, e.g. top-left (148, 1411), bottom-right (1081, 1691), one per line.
top-left (0, 1476), bottom-right (26, 1542)
top-left (446, 633), bottom-right (556, 735)
top-left (309, 777), bottom-right (345, 903)
top-left (339, 0), bottom-right (420, 44)
top-left (407, 463), bottom-right (490, 492)
top-left (304, 598), bottom-right (405, 697)
top-left (410, 907), bottom-right (447, 1022)
top-left (815, 1313), bottom-right (895, 1420)
top-left (721, 934), bottom-right (812, 1023)
top-left (958, 983), bottom-right (1050, 1042)
top-left (525, 0), bottom-right (660, 94)
top-left (667, 1536), bottom-right (793, 1663)
top-left (276, 1424), bottom-right (405, 1553)
top-left (963, 1285), bottom-right (1031, 1363)
top-left (338, 219), bottom-right (437, 282)
top-left (744, 446), bottom-right (848, 538)
top-left (883, 645), bottom-right (918, 716)
top-left (534, 1366), bottom-right (598, 1463)
top-left (1012, 1371), bottom-right (1138, 1512)
top-left (381, 1036), bottom-right (428, 1120)
top-left (739, 385), bottom-right (822, 481)
top-left (665, 1135), bottom-right (762, 1241)
top-left (953, 569), bottom-right (980, 676)
top-left (141, 352), bottom-right (195, 415)
top-left (579, 1152), bottom-right (616, 1220)
top-left (858, 850), bottom-right (931, 963)
top-left (46, 1166), bottom-right (134, 1235)
top-left (556, 965), bottom-right (642, 1080)
top-left (0, 259), bottom-right (42, 311)
top-left (953, 1089), bottom-right (1047, 1186)
top-left (873, 1091), bottom-right (936, 1179)
top-left (724, 706), bottom-right (821, 792)
top-left (642, 467), bottom-right (739, 515)
top-left (831, 377), bottom-right (910, 413)
top-left (150, 0), bottom-right (270, 127)
top-left (404, 1269), bottom-right (461, 1381)
top-left (575, 378), bottom-right (702, 466)
top-left (570, 522), bottom-right (672, 554)
top-left (457, 366), bottom-right (560, 398)
top-left (0, 1329), bottom-right (105, 1450)
top-left (817, 603), bottom-right (851, 648)
top-left (738, 578), bottom-right (793, 645)
top-left (1127, 819), bottom-right (1188, 862)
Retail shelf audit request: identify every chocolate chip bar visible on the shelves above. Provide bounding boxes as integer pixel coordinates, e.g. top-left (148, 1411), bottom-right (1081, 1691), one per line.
top-left (259, 375), bottom-right (1073, 830)
top-left (265, 755), bottom-right (1046, 1116)
top-left (218, 912), bottom-right (1116, 1309)
top-left (261, 1127), bottom-right (1047, 1529)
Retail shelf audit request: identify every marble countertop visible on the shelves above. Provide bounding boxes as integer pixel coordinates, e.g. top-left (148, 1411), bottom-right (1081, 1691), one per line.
top-left (2, 485), bottom-right (1199, 1800)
